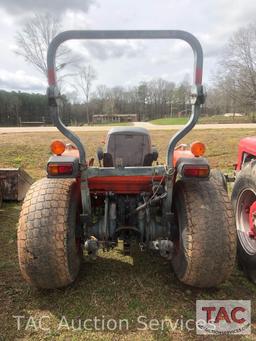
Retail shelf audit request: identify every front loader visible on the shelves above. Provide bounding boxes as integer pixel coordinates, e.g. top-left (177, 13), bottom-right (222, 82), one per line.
top-left (17, 30), bottom-right (236, 289)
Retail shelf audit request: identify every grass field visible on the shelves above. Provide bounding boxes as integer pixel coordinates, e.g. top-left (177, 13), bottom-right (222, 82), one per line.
top-left (199, 115), bottom-right (254, 124)
top-left (149, 118), bottom-right (188, 125)
top-left (150, 115), bottom-right (253, 125)
top-left (0, 129), bottom-right (256, 340)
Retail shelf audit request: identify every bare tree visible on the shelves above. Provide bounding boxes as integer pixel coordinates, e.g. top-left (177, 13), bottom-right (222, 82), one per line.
top-left (75, 65), bottom-right (97, 124)
top-left (218, 22), bottom-right (256, 112)
top-left (138, 83), bottom-right (148, 121)
top-left (96, 85), bottom-right (108, 100)
top-left (16, 12), bottom-right (72, 78)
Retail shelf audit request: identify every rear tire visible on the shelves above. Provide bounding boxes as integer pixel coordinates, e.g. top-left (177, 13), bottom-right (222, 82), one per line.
top-left (211, 169), bottom-right (228, 191)
top-left (172, 178), bottom-right (236, 287)
top-left (18, 178), bottom-right (82, 289)
top-left (231, 162), bottom-right (256, 283)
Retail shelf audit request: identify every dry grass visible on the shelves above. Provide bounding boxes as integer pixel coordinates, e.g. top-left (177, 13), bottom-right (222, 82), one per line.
top-left (0, 128), bottom-right (255, 178)
top-left (0, 129), bottom-right (256, 341)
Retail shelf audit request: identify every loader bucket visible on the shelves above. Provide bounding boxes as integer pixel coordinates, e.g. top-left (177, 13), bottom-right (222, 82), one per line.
top-left (0, 168), bottom-right (33, 201)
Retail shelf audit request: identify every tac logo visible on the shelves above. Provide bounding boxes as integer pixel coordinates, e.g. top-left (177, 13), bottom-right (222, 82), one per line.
top-left (196, 300), bottom-right (251, 335)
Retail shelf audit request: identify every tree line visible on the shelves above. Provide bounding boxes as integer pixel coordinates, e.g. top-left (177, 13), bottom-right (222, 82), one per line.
top-left (0, 73), bottom-right (253, 126)
top-left (70, 78), bottom-right (192, 124)
top-left (0, 90), bottom-right (71, 126)
top-left (0, 77), bottom-right (202, 126)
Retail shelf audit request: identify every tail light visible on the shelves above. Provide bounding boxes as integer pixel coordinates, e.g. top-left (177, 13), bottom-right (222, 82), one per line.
top-left (182, 164), bottom-right (210, 178)
top-left (47, 163), bottom-right (73, 176)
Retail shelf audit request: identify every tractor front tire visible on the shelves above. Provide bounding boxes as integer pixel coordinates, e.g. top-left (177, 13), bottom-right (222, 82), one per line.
top-left (172, 178), bottom-right (236, 287)
top-left (18, 178), bottom-right (82, 289)
top-left (231, 162), bottom-right (256, 283)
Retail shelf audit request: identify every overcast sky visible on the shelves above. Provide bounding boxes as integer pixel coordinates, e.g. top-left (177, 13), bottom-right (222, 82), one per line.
top-left (0, 0), bottom-right (255, 95)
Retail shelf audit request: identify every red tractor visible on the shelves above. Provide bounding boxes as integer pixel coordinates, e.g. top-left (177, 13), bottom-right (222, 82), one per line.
top-left (17, 30), bottom-right (236, 289)
top-left (232, 137), bottom-right (256, 283)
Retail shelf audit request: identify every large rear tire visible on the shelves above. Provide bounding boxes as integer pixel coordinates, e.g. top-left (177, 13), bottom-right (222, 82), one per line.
top-left (18, 178), bottom-right (82, 289)
top-left (172, 178), bottom-right (236, 287)
top-left (210, 169), bottom-right (228, 192)
top-left (231, 162), bottom-right (256, 283)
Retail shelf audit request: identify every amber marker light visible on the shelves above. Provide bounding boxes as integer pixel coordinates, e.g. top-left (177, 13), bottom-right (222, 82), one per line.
top-left (50, 140), bottom-right (66, 155)
top-left (191, 141), bottom-right (206, 157)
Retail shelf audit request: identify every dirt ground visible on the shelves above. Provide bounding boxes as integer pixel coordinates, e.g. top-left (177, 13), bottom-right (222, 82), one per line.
top-left (0, 129), bottom-right (256, 341)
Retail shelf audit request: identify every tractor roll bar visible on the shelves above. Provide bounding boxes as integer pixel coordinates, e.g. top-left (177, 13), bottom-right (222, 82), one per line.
top-left (47, 30), bottom-right (205, 167)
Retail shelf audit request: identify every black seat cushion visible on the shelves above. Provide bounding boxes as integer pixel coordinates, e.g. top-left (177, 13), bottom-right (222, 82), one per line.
top-left (103, 153), bottom-right (114, 167)
top-left (143, 153), bottom-right (154, 166)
